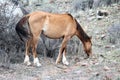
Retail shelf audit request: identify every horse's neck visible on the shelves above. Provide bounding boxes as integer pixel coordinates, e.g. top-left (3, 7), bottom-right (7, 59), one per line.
top-left (77, 22), bottom-right (90, 44)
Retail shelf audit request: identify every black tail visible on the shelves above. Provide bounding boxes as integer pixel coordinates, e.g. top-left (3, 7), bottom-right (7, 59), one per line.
top-left (15, 16), bottom-right (31, 42)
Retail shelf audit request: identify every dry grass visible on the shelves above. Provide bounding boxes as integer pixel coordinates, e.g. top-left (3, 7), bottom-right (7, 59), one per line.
top-left (0, 0), bottom-right (120, 80)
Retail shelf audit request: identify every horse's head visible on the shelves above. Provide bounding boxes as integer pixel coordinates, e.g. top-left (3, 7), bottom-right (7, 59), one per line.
top-left (83, 37), bottom-right (92, 57)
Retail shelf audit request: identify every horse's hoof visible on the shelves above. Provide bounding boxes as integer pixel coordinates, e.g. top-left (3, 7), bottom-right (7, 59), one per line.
top-left (24, 61), bottom-right (32, 66)
top-left (27, 62), bottom-right (32, 66)
top-left (34, 57), bottom-right (41, 67)
top-left (34, 63), bottom-right (42, 67)
top-left (62, 60), bottom-right (69, 66)
top-left (36, 63), bottom-right (41, 67)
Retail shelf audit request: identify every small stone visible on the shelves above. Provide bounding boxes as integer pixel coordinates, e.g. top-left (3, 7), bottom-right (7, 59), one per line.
top-left (103, 66), bottom-right (110, 71)
top-left (75, 62), bottom-right (81, 66)
top-left (104, 74), bottom-right (112, 80)
top-left (87, 68), bottom-right (92, 72)
top-left (75, 57), bottom-right (80, 62)
top-left (74, 70), bottom-right (82, 74)
top-left (118, 69), bottom-right (120, 72)
top-left (81, 62), bottom-right (88, 66)
top-left (96, 73), bottom-right (100, 76)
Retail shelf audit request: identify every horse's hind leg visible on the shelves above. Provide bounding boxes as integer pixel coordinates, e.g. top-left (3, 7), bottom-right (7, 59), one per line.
top-left (24, 40), bottom-right (31, 66)
top-left (32, 37), bottom-right (41, 67)
top-left (56, 36), bottom-right (70, 65)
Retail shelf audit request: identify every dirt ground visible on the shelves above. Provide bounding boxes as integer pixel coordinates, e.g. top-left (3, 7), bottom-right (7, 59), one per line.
top-left (0, 3), bottom-right (120, 80)
top-left (0, 56), bottom-right (120, 80)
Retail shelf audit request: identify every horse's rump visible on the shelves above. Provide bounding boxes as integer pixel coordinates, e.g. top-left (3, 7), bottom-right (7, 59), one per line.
top-left (15, 16), bottom-right (31, 41)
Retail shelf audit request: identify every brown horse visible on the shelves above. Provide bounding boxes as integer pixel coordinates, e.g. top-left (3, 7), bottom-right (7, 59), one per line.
top-left (16, 11), bottom-right (92, 66)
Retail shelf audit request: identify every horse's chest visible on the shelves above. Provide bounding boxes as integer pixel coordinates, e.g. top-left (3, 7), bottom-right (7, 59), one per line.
top-left (42, 23), bottom-right (48, 32)
top-left (42, 17), bottom-right (49, 32)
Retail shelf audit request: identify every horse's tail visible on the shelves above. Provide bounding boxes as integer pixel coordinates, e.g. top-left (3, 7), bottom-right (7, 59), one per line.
top-left (15, 15), bottom-right (32, 42)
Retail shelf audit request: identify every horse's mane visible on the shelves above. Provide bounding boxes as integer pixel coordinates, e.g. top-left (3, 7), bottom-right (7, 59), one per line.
top-left (66, 13), bottom-right (90, 41)
top-left (67, 13), bottom-right (74, 20)
top-left (75, 19), bottom-right (90, 41)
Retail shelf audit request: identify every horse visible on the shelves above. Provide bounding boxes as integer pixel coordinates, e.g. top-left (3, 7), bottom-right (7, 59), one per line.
top-left (15, 11), bottom-right (92, 66)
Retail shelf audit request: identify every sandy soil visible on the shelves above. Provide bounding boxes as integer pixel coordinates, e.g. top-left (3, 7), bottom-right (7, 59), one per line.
top-left (0, 3), bottom-right (120, 80)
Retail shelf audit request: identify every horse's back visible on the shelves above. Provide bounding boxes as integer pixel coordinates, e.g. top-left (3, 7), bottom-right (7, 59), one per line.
top-left (27, 11), bottom-right (77, 38)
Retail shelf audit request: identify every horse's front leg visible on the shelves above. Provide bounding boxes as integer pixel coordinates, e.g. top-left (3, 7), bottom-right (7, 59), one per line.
top-left (56, 36), bottom-right (70, 65)
top-left (24, 40), bottom-right (31, 66)
top-left (62, 49), bottom-right (69, 65)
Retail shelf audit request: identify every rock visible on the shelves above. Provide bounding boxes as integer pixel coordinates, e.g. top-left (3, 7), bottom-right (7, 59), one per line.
top-left (75, 62), bottom-right (81, 66)
top-left (96, 10), bottom-right (109, 20)
top-left (104, 74), bottom-right (112, 80)
top-left (75, 61), bottom-right (89, 66)
top-left (42, 76), bottom-right (51, 80)
top-left (0, 1), bottom-right (23, 17)
top-left (74, 70), bottom-right (82, 74)
top-left (74, 57), bottom-right (80, 62)
top-left (92, 72), bottom-right (100, 76)
top-left (118, 69), bottom-right (120, 72)
top-left (87, 68), bottom-right (92, 73)
top-left (96, 73), bottom-right (100, 76)
top-left (81, 62), bottom-right (88, 66)
top-left (87, 16), bottom-right (96, 21)
top-left (63, 68), bottom-right (72, 73)
top-left (103, 66), bottom-right (110, 71)
top-left (97, 10), bottom-right (109, 16)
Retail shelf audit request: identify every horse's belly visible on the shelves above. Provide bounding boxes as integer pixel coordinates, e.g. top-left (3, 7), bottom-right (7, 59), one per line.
top-left (42, 21), bottom-right (65, 39)
top-left (42, 30), bottom-right (63, 39)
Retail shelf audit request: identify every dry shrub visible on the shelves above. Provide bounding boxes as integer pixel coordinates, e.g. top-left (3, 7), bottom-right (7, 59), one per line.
top-left (107, 23), bottom-right (120, 45)
top-left (72, 0), bottom-right (94, 12)
top-left (0, 1), bottom-right (24, 64)
top-left (72, 0), bottom-right (120, 12)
